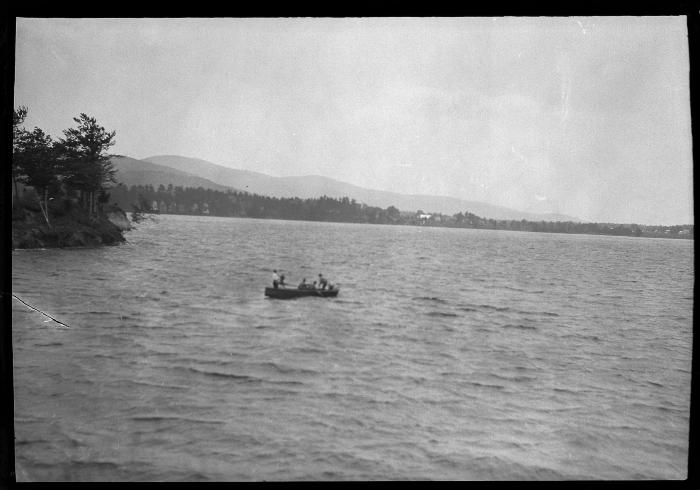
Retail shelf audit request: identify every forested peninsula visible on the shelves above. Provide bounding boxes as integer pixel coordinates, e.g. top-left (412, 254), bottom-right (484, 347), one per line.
top-left (11, 107), bottom-right (129, 249)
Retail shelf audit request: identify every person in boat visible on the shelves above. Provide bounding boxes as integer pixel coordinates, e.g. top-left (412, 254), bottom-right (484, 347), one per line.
top-left (298, 278), bottom-right (308, 289)
top-left (311, 281), bottom-right (317, 289)
top-left (272, 270), bottom-right (280, 289)
top-left (318, 274), bottom-right (328, 290)
top-left (279, 274), bottom-right (286, 288)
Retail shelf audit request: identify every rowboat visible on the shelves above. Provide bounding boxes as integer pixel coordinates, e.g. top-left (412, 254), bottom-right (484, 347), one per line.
top-left (264, 287), bottom-right (339, 299)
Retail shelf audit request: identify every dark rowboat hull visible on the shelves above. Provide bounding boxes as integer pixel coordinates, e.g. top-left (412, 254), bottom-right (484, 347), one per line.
top-left (264, 287), bottom-right (339, 299)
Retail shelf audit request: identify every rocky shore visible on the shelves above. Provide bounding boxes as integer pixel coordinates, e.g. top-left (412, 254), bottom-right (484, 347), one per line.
top-left (11, 203), bottom-right (131, 249)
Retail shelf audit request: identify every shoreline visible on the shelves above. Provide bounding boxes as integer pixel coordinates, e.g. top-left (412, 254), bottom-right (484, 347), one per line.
top-left (11, 205), bottom-right (130, 250)
top-left (122, 211), bottom-right (695, 241)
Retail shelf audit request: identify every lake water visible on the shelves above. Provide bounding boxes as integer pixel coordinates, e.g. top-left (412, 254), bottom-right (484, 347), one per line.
top-left (12, 214), bottom-right (693, 481)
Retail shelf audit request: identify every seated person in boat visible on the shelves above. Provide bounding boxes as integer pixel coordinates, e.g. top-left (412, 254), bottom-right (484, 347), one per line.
top-left (298, 278), bottom-right (308, 289)
top-left (311, 281), bottom-right (317, 289)
top-left (279, 274), bottom-right (287, 288)
top-left (318, 274), bottom-right (329, 290)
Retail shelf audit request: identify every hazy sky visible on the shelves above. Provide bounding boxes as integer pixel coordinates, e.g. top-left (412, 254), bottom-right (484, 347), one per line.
top-left (14, 17), bottom-right (693, 224)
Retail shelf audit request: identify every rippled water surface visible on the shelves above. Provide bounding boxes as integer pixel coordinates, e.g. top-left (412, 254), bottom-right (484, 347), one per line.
top-left (12, 215), bottom-right (693, 480)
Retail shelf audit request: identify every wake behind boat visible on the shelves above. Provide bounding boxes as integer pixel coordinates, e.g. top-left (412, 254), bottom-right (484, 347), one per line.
top-left (264, 286), bottom-right (339, 299)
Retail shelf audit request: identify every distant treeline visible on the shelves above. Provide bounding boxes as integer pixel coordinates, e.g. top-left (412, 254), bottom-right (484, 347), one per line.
top-left (110, 183), bottom-right (694, 239)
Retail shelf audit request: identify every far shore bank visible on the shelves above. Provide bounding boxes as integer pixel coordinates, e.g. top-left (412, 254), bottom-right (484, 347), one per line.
top-left (109, 184), bottom-right (693, 240)
top-left (127, 210), bottom-right (694, 241)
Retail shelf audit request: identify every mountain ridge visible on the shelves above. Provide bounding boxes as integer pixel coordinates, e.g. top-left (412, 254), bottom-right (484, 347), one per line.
top-left (111, 156), bottom-right (236, 192)
top-left (142, 155), bottom-right (581, 222)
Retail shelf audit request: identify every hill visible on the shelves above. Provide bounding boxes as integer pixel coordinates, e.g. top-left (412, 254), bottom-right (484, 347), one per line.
top-left (143, 155), bottom-right (581, 222)
top-left (111, 156), bottom-right (235, 192)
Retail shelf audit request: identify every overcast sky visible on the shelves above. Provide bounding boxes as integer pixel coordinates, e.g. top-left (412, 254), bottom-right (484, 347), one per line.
top-left (14, 17), bottom-right (693, 225)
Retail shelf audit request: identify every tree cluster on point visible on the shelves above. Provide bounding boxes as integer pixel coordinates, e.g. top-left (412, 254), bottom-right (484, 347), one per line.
top-left (12, 106), bottom-right (117, 226)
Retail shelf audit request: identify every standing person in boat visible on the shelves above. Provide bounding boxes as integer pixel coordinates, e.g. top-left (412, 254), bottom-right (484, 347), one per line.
top-left (272, 270), bottom-right (280, 289)
top-left (318, 274), bottom-right (328, 290)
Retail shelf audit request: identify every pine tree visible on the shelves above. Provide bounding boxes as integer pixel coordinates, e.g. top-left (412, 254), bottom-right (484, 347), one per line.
top-left (58, 114), bottom-right (116, 215)
top-left (14, 126), bottom-right (60, 225)
top-left (12, 106), bottom-right (29, 207)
